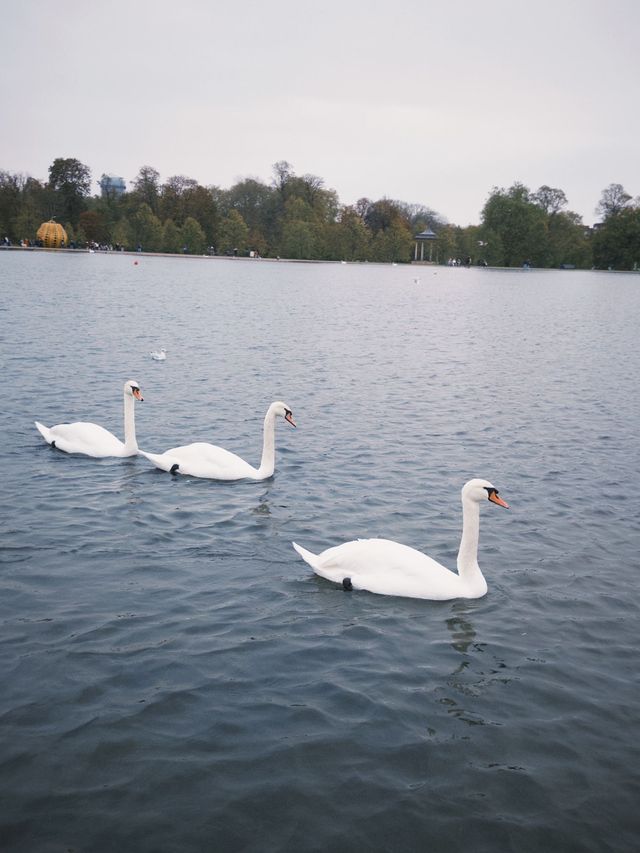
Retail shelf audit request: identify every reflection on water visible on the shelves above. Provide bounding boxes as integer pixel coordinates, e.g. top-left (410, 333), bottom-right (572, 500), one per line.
top-left (441, 603), bottom-right (486, 726)
top-left (440, 602), bottom-right (517, 728)
top-left (438, 694), bottom-right (488, 727)
top-left (250, 492), bottom-right (272, 516)
top-left (446, 602), bottom-right (477, 653)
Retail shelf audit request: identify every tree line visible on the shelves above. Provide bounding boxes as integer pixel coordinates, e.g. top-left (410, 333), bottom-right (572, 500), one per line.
top-left (0, 157), bottom-right (638, 269)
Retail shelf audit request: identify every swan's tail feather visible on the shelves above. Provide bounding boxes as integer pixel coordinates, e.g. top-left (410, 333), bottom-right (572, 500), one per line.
top-left (35, 421), bottom-right (52, 444)
top-left (139, 449), bottom-right (177, 473)
top-left (292, 542), bottom-right (321, 570)
top-left (293, 542), bottom-right (355, 587)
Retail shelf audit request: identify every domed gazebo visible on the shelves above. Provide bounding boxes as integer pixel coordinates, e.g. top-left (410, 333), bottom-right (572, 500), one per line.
top-left (37, 220), bottom-right (68, 248)
top-left (413, 227), bottom-right (437, 262)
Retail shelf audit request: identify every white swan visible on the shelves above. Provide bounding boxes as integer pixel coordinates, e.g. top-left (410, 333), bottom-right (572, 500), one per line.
top-left (292, 478), bottom-right (509, 600)
top-left (35, 380), bottom-right (144, 458)
top-left (140, 401), bottom-right (296, 480)
top-left (150, 348), bottom-right (166, 361)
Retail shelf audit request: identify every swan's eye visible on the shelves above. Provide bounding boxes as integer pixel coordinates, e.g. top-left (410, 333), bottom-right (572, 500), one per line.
top-left (285, 409), bottom-right (292, 417)
top-left (484, 487), bottom-right (497, 497)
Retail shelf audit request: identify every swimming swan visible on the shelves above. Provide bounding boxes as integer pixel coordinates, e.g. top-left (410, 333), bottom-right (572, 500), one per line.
top-left (150, 348), bottom-right (166, 361)
top-left (292, 478), bottom-right (509, 600)
top-left (139, 401), bottom-right (296, 480)
top-left (35, 380), bottom-right (144, 458)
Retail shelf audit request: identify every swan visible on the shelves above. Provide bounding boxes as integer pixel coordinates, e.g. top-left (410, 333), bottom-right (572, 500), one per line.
top-left (139, 401), bottom-right (296, 480)
top-left (150, 348), bottom-right (166, 361)
top-left (292, 478), bottom-right (509, 600)
top-left (35, 380), bottom-right (144, 458)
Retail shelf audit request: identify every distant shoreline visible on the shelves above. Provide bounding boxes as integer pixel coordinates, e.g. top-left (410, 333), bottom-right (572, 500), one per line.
top-left (1, 245), bottom-right (637, 273)
top-left (0, 245), bottom-right (422, 266)
top-left (0, 244), bottom-right (384, 265)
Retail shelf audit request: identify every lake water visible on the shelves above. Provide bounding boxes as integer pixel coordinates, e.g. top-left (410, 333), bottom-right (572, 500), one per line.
top-left (1, 250), bottom-right (639, 852)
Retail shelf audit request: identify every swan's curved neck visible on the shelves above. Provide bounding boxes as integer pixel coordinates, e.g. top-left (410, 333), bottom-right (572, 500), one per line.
top-left (123, 392), bottom-right (138, 452)
top-left (456, 497), bottom-right (487, 594)
top-left (256, 408), bottom-right (277, 478)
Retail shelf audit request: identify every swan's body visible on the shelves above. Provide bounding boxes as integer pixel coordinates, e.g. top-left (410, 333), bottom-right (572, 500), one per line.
top-left (140, 401), bottom-right (295, 480)
top-left (292, 479), bottom-right (509, 600)
top-left (150, 348), bottom-right (166, 361)
top-left (35, 380), bottom-right (144, 458)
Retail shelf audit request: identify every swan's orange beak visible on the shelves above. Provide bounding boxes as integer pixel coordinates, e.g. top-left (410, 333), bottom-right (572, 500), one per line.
top-left (489, 492), bottom-right (509, 509)
top-left (133, 388), bottom-right (144, 401)
top-left (285, 412), bottom-right (296, 428)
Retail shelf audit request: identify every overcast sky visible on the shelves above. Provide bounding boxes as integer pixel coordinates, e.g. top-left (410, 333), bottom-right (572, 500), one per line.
top-left (2, 0), bottom-right (639, 225)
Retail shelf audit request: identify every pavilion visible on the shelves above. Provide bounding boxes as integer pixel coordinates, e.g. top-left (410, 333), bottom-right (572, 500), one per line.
top-left (413, 227), bottom-right (437, 262)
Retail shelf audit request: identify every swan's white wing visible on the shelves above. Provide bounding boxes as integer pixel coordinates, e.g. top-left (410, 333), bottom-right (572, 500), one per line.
top-left (37, 421), bottom-right (126, 457)
top-left (295, 538), bottom-right (463, 600)
top-left (141, 442), bottom-right (259, 480)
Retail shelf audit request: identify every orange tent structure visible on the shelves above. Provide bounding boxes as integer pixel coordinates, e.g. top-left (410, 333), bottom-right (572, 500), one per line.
top-left (37, 220), bottom-right (68, 248)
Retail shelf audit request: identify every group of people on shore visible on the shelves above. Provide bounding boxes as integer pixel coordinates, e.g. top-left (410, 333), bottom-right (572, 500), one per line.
top-left (3, 236), bottom-right (49, 249)
top-left (446, 256), bottom-right (488, 267)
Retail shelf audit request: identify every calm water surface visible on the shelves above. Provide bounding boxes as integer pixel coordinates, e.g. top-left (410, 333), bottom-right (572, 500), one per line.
top-left (1, 251), bottom-right (639, 852)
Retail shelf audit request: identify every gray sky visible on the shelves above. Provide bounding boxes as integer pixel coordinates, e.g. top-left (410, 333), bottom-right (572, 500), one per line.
top-left (3, 0), bottom-right (639, 225)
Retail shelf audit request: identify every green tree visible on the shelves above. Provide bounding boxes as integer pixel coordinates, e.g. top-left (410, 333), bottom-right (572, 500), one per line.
top-left (592, 205), bottom-right (640, 270)
top-left (475, 227), bottom-right (503, 266)
top-left (222, 177), bottom-right (277, 249)
top-left (162, 219), bottom-right (182, 254)
top-left (531, 185), bottom-right (568, 216)
top-left (130, 203), bottom-right (163, 252)
top-left (359, 198), bottom-right (413, 262)
top-left (596, 183), bottom-right (631, 220)
top-left (73, 223), bottom-right (87, 247)
top-left (248, 229), bottom-right (268, 257)
top-left (90, 194), bottom-right (124, 246)
top-left (79, 210), bottom-right (108, 244)
top-left (112, 218), bottom-right (132, 250)
top-left (480, 184), bottom-right (548, 266)
top-left (181, 216), bottom-right (206, 254)
top-left (284, 197), bottom-right (315, 223)
top-left (451, 225), bottom-right (482, 264)
top-left (159, 175), bottom-right (198, 223)
top-left (269, 162), bottom-right (340, 253)
top-left (433, 224), bottom-right (458, 264)
top-left (272, 160), bottom-right (294, 198)
top-left (14, 205), bottom-right (39, 243)
top-left (364, 198), bottom-right (406, 234)
top-left (371, 220), bottom-right (413, 262)
top-left (281, 219), bottom-right (316, 259)
top-left (47, 157), bottom-right (91, 225)
top-left (0, 171), bottom-right (21, 238)
top-left (62, 222), bottom-right (76, 244)
top-left (183, 185), bottom-right (219, 245)
top-left (547, 211), bottom-right (592, 268)
top-left (218, 209), bottom-right (249, 254)
top-left (288, 174), bottom-right (338, 222)
top-left (279, 196), bottom-right (321, 259)
top-left (326, 206), bottom-right (371, 260)
top-left (130, 166), bottom-right (160, 213)
top-left (529, 186), bottom-right (590, 268)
